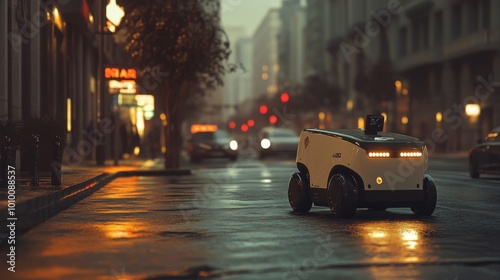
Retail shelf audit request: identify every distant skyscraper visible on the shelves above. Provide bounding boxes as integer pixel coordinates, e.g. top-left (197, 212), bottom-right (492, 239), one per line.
top-left (234, 37), bottom-right (253, 104)
top-left (304, 0), bottom-right (330, 79)
top-left (252, 9), bottom-right (281, 99)
top-left (278, 0), bottom-right (305, 87)
top-left (220, 26), bottom-right (247, 120)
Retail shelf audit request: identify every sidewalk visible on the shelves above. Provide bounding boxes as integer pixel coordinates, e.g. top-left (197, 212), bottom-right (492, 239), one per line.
top-left (0, 158), bottom-right (190, 243)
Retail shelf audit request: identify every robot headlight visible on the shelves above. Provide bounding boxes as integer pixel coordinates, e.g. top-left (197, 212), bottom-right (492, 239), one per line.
top-left (368, 151), bottom-right (391, 158)
top-left (368, 151), bottom-right (423, 158)
top-left (399, 151), bottom-right (423, 158)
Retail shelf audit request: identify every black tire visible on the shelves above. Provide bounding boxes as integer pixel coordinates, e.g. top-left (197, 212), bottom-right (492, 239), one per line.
top-left (327, 174), bottom-right (358, 218)
top-left (411, 174), bottom-right (437, 216)
top-left (469, 157), bottom-right (479, 179)
top-left (288, 172), bottom-right (313, 212)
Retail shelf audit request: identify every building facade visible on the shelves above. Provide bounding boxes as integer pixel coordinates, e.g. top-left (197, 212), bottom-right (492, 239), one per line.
top-left (394, 0), bottom-right (500, 152)
top-left (326, 0), bottom-right (500, 152)
top-left (0, 0), bottom-right (129, 169)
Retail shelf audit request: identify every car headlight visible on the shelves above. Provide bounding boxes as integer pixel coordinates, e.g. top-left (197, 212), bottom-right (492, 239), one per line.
top-left (261, 138), bottom-right (271, 149)
top-left (229, 140), bottom-right (238, 151)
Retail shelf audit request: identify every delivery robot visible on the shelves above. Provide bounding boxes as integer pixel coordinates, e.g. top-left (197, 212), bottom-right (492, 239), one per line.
top-left (288, 115), bottom-right (437, 218)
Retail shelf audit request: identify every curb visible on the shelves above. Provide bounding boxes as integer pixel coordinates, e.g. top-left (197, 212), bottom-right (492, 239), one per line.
top-left (0, 169), bottom-right (191, 246)
top-left (116, 169), bottom-right (192, 177)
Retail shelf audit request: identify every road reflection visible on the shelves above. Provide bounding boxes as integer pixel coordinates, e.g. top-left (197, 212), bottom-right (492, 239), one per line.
top-left (358, 221), bottom-right (435, 262)
top-left (97, 221), bottom-right (150, 239)
top-left (356, 220), bottom-right (437, 279)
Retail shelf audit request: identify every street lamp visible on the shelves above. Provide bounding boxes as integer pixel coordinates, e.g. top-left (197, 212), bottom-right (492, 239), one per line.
top-left (465, 104), bottom-right (481, 118)
top-left (97, 0), bottom-right (125, 165)
top-left (106, 0), bottom-right (125, 33)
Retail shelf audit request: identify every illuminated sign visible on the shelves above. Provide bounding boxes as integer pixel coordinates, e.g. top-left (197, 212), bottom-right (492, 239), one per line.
top-left (105, 67), bottom-right (137, 80)
top-left (108, 80), bottom-right (136, 94)
top-left (191, 124), bottom-right (218, 134)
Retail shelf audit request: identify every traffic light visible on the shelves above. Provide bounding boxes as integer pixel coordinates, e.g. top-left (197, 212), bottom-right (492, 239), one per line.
top-left (247, 119), bottom-right (255, 127)
top-left (241, 124), bottom-right (249, 132)
top-left (269, 115), bottom-right (277, 124)
top-left (229, 121), bottom-right (236, 129)
top-left (280, 92), bottom-right (289, 103)
top-left (259, 105), bottom-right (268, 114)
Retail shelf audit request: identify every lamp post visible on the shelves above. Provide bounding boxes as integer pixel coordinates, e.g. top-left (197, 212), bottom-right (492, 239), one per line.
top-left (96, 0), bottom-right (124, 165)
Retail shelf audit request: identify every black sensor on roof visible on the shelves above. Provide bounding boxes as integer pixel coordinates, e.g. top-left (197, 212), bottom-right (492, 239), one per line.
top-left (365, 115), bottom-right (384, 135)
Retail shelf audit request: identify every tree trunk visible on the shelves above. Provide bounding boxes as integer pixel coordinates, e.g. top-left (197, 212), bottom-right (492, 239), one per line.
top-left (163, 80), bottom-right (190, 169)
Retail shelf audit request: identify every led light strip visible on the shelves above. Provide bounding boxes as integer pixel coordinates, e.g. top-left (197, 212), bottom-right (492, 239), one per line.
top-left (368, 152), bottom-right (391, 158)
top-left (400, 151), bottom-right (423, 158)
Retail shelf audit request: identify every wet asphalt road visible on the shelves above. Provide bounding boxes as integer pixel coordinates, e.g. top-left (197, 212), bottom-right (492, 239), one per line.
top-left (1, 156), bottom-right (500, 280)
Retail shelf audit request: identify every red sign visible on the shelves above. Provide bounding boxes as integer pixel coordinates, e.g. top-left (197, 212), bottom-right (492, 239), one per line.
top-left (105, 67), bottom-right (137, 80)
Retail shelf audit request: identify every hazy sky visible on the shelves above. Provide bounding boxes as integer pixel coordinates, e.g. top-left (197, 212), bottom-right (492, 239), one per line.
top-left (221, 0), bottom-right (283, 37)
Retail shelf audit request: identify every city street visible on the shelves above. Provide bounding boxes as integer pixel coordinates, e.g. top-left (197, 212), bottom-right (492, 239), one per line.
top-left (1, 155), bottom-right (500, 279)
top-left (2, 0), bottom-right (500, 279)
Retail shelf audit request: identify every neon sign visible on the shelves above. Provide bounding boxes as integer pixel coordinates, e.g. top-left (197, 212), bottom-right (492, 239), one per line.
top-left (105, 67), bottom-right (137, 80)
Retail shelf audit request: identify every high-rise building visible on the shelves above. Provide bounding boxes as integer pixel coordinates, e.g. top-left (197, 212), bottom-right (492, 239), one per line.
top-left (278, 0), bottom-right (304, 87)
top-left (304, 0), bottom-right (331, 80)
top-left (252, 9), bottom-right (281, 99)
top-left (234, 37), bottom-right (253, 104)
top-left (220, 26), bottom-right (247, 121)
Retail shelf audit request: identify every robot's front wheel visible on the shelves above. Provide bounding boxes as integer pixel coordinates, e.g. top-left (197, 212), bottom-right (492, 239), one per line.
top-left (411, 174), bottom-right (437, 216)
top-left (288, 172), bottom-right (313, 213)
top-left (327, 174), bottom-right (358, 218)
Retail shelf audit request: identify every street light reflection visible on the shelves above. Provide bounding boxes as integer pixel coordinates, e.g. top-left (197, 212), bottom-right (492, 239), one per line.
top-left (103, 165), bottom-right (139, 173)
top-left (98, 221), bottom-right (149, 239)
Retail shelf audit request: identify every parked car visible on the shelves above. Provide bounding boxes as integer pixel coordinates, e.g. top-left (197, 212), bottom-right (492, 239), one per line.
top-left (287, 115), bottom-right (437, 218)
top-left (258, 127), bottom-right (300, 159)
top-left (469, 126), bottom-right (500, 178)
top-left (187, 130), bottom-right (238, 163)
